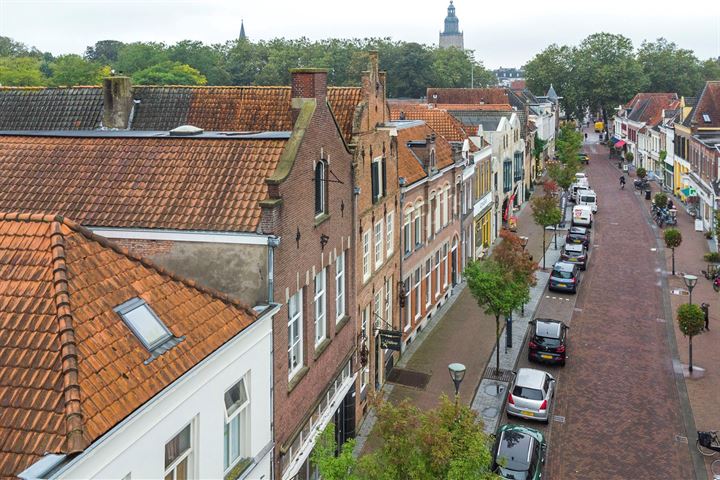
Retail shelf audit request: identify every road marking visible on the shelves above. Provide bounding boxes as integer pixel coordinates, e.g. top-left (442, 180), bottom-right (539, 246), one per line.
top-left (656, 318), bottom-right (666, 323)
top-left (675, 435), bottom-right (688, 444)
top-left (610, 222), bottom-right (619, 225)
top-left (650, 247), bottom-right (657, 251)
top-left (553, 415), bottom-right (566, 423)
top-left (574, 308), bottom-right (583, 312)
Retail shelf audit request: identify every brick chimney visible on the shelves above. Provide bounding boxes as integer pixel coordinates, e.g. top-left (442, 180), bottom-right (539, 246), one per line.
top-left (290, 68), bottom-right (328, 122)
top-left (102, 76), bottom-right (133, 129)
top-left (361, 51), bottom-right (388, 130)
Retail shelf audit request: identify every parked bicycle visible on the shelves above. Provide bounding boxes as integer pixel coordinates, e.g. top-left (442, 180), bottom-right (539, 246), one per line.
top-left (697, 430), bottom-right (720, 456)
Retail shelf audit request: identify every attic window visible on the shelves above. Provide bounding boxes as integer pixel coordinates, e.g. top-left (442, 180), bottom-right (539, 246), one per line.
top-left (116, 297), bottom-right (173, 351)
top-left (702, 113), bottom-right (711, 123)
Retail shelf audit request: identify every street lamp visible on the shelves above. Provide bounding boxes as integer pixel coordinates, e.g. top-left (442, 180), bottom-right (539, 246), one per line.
top-left (520, 236), bottom-right (529, 316)
top-left (448, 363), bottom-right (467, 400)
top-left (683, 274), bottom-right (698, 305)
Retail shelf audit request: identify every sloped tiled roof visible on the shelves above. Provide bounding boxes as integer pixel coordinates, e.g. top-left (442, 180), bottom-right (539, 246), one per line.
top-left (427, 87), bottom-right (512, 106)
top-left (0, 85), bottom-right (362, 143)
top-left (0, 135), bottom-right (286, 232)
top-left (627, 93), bottom-right (680, 127)
top-left (691, 81), bottom-right (720, 129)
top-left (0, 87), bottom-right (103, 130)
top-left (389, 103), bottom-right (470, 142)
top-left (396, 123), bottom-right (455, 186)
top-left (0, 212), bottom-right (258, 478)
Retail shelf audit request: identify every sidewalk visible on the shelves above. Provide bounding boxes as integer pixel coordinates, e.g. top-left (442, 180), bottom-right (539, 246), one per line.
top-left (355, 188), bottom-right (564, 454)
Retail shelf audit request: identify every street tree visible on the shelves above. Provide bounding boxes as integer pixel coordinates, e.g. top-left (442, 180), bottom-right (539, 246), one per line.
top-left (637, 38), bottom-right (704, 97)
top-left (531, 193), bottom-right (563, 269)
top-left (548, 160), bottom-right (578, 191)
top-left (132, 61), bottom-right (207, 86)
top-left (312, 397), bottom-right (496, 480)
top-left (677, 303), bottom-right (705, 373)
top-left (464, 259), bottom-right (529, 374)
top-left (493, 230), bottom-right (537, 287)
top-left (524, 44), bottom-right (582, 119)
top-left (664, 229), bottom-right (682, 276)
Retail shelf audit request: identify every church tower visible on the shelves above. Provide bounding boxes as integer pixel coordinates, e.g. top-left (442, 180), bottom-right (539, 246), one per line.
top-left (439, 1), bottom-right (464, 49)
top-left (239, 20), bottom-right (247, 42)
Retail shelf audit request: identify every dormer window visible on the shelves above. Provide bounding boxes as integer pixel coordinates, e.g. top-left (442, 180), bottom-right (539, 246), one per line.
top-left (315, 160), bottom-right (328, 215)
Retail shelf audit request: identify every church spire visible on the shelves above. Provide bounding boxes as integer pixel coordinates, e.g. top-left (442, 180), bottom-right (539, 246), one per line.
top-left (239, 20), bottom-right (247, 42)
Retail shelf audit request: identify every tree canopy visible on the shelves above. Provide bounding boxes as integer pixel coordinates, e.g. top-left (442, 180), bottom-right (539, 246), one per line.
top-left (131, 61), bottom-right (207, 86)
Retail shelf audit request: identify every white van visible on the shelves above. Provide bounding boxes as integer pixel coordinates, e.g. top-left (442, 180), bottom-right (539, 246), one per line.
top-left (571, 182), bottom-right (590, 203)
top-left (578, 189), bottom-right (597, 213)
top-left (575, 172), bottom-right (588, 182)
top-left (572, 205), bottom-right (593, 228)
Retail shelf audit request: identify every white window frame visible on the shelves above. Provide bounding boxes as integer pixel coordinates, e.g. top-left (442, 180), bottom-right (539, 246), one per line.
top-left (442, 186), bottom-right (450, 226)
top-left (403, 209), bottom-right (413, 255)
top-left (335, 252), bottom-right (345, 322)
top-left (435, 252), bottom-right (441, 296)
top-left (371, 156), bottom-right (385, 200)
top-left (362, 230), bottom-right (371, 282)
top-left (434, 193), bottom-right (441, 233)
top-left (164, 423), bottom-right (193, 480)
top-left (374, 220), bottom-right (384, 269)
top-left (414, 267), bottom-right (422, 320)
top-left (386, 211), bottom-right (394, 256)
top-left (288, 291), bottom-right (303, 379)
top-left (223, 376), bottom-right (251, 474)
top-left (443, 243), bottom-right (449, 287)
top-left (314, 268), bottom-right (327, 346)
top-left (403, 278), bottom-right (411, 331)
top-left (361, 306), bottom-right (370, 388)
top-left (413, 202), bottom-right (423, 247)
top-left (427, 193), bottom-right (435, 240)
top-left (384, 277), bottom-right (392, 331)
top-left (424, 259), bottom-right (432, 307)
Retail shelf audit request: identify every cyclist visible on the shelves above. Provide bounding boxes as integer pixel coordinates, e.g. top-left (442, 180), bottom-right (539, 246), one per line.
top-left (619, 175), bottom-right (626, 189)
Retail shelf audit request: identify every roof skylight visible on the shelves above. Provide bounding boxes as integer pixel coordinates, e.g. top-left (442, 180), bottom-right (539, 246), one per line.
top-left (702, 113), bottom-right (711, 123)
top-left (115, 297), bottom-right (173, 351)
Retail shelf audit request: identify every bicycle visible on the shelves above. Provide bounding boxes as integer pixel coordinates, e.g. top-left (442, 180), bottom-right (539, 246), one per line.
top-left (697, 430), bottom-right (720, 456)
top-left (712, 458), bottom-right (720, 479)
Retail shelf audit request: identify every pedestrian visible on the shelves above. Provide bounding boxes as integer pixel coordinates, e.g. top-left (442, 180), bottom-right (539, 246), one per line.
top-left (667, 199), bottom-right (674, 210)
top-left (702, 303), bottom-right (710, 330)
top-left (585, 133), bottom-right (588, 140)
top-left (619, 175), bottom-right (626, 189)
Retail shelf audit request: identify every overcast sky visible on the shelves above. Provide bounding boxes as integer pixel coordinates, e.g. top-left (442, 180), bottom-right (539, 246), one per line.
top-left (1, 0), bottom-right (718, 69)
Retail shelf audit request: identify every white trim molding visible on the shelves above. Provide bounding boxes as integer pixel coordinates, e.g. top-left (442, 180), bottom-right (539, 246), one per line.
top-left (89, 227), bottom-right (276, 246)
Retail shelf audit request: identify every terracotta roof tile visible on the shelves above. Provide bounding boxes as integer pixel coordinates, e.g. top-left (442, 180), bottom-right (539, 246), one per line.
top-left (0, 135), bottom-right (286, 232)
top-left (389, 104), bottom-right (469, 142)
top-left (626, 93), bottom-right (680, 127)
top-left (427, 87), bottom-right (512, 106)
top-left (0, 86), bottom-right (363, 144)
top-left (397, 123), bottom-right (455, 186)
top-left (691, 81), bottom-right (720, 129)
top-left (0, 213), bottom-right (259, 477)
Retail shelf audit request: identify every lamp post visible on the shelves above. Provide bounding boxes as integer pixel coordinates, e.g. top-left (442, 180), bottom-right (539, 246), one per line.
top-left (683, 274), bottom-right (698, 305)
top-left (448, 363), bottom-right (467, 404)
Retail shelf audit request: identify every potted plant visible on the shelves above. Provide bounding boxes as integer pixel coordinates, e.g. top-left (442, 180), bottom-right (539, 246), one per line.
top-left (625, 152), bottom-right (634, 163)
top-left (703, 252), bottom-right (720, 263)
top-left (636, 167), bottom-right (647, 179)
top-left (654, 192), bottom-right (668, 209)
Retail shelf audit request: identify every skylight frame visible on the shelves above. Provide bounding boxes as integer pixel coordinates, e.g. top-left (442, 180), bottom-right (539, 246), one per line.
top-left (703, 113), bottom-right (711, 123)
top-left (115, 297), bottom-right (173, 351)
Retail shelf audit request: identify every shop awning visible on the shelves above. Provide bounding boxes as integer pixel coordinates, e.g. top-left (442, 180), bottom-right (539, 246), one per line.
top-left (610, 136), bottom-right (620, 144)
top-left (680, 187), bottom-right (696, 197)
top-left (614, 140), bottom-right (626, 148)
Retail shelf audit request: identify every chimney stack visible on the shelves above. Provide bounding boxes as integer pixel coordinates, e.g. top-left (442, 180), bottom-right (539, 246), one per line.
top-left (102, 76), bottom-right (133, 130)
top-left (290, 68), bottom-right (328, 122)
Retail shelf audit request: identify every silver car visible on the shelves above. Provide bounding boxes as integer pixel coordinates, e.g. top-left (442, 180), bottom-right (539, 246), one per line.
top-left (507, 368), bottom-right (556, 423)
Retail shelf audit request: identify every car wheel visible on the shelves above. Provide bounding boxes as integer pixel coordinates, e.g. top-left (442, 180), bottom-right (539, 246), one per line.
top-left (560, 359), bottom-right (566, 367)
top-left (572, 287), bottom-right (577, 294)
top-left (528, 352), bottom-right (534, 363)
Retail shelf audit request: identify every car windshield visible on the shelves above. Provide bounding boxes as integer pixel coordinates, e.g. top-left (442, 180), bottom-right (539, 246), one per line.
top-left (497, 430), bottom-right (532, 474)
top-left (564, 245), bottom-right (583, 255)
top-left (581, 195), bottom-right (595, 203)
top-left (552, 269), bottom-right (573, 279)
top-left (513, 385), bottom-right (544, 400)
top-left (535, 335), bottom-right (561, 348)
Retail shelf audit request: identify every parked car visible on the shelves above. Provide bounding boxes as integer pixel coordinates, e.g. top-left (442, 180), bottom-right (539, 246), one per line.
top-left (492, 424), bottom-right (547, 480)
top-left (571, 204), bottom-right (593, 228)
top-left (506, 368), bottom-right (556, 423)
top-left (575, 172), bottom-right (587, 181)
top-left (549, 261), bottom-right (580, 293)
top-left (578, 189), bottom-right (597, 213)
top-left (566, 226), bottom-right (590, 249)
top-left (577, 152), bottom-right (589, 164)
top-left (528, 319), bottom-right (569, 366)
top-left (560, 242), bottom-right (588, 270)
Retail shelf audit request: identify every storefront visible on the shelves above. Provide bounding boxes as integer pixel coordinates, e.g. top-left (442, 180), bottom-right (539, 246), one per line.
top-left (663, 161), bottom-right (673, 191)
top-left (473, 191), bottom-right (493, 258)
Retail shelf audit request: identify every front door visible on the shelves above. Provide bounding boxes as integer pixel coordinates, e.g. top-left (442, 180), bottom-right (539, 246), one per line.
top-left (451, 248), bottom-right (458, 285)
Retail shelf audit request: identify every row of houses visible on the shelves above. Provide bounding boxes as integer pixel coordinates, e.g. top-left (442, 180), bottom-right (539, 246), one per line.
top-left (0, 55), bottom-right (558, 479)
top-left (612, 81), bottom-right (720, 231)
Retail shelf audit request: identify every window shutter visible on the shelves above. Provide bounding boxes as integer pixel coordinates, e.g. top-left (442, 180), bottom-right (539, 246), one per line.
top-left (381, 158), bottom-right (387, 198)
top-left (371, 162), bottom-right (379, 202)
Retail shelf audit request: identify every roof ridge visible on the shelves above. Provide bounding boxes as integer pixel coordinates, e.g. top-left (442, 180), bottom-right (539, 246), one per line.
top-left (48, 217), bottom-right (88, 454)
top-left (0, 212), bottom-right (259, 320)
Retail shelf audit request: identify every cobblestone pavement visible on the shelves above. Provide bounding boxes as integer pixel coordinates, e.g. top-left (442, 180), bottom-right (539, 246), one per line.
top-left (533, 135), bottom-right (696, 479)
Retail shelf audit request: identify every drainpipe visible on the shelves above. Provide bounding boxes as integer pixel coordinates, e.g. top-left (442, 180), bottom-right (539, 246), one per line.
top-left (267, 236), bottom-right (280, 304)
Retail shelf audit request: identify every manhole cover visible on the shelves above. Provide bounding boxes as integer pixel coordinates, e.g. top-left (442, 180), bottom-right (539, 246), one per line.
top-left (484, 367), bottom-right (514, 382)
top-left (484, 383), bottom-right (505, 396)
top-left (386, 367), bottom-right (431, 389)
top-left (482, 407), bottom-right (499, 418)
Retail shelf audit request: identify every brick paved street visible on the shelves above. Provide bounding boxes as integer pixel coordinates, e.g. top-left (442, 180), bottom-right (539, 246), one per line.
top-left (536, 136), bottom-right (696, 479)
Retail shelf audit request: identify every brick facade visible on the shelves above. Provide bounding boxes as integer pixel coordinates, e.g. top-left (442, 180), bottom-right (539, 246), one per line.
top-left (258, 69), bottom-right (357, 479)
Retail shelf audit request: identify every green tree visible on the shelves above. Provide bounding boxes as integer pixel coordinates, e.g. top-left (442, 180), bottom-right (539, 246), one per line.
top-left (531, 192), bottom-right (563, 269)
top-left (168, 40), bottom-right (230, 85)
top-left (637, 38), bottom-right (704, 96)
top-left (654, 192), bottom-right (668, 210)
top-left (84, 40), bottom-right (125, 64)
top-left (493, 229), bottom-right (537, 286)
top-left (636, 166), bottom-right (646, 179)
top-left (533, 132), bottom-right (546, 160)
top-left (664, 228), bottom-right (682, 275)
top-left (313, 397), bottom-right (497, 480)
top-left (115, 41), bottom-right (169, 74)
top-left (555, 124), bottom-right (583, 164)
top-left (0, 56), bottom-right (45, 86)
top-left (548, 160), bottom-right (578, 191)
top-left (132, 61), bottom-right (207, 85)
top-left (311, 424), bottom-right (359, 480)
top-left (0, 36), bottom-right (42, 57)
top-left (524, 44), bottom-right (581, 119)
top-left (626, 152), bottom-right (635, 164)
top-left (464, 259), bottom-right (529, 374)
top-left (48, 54), bottom-right (103, 86)
top-left (676, 303), bottom-right (705, 373)
top-left (701, 58), bottom-right (720, 82)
